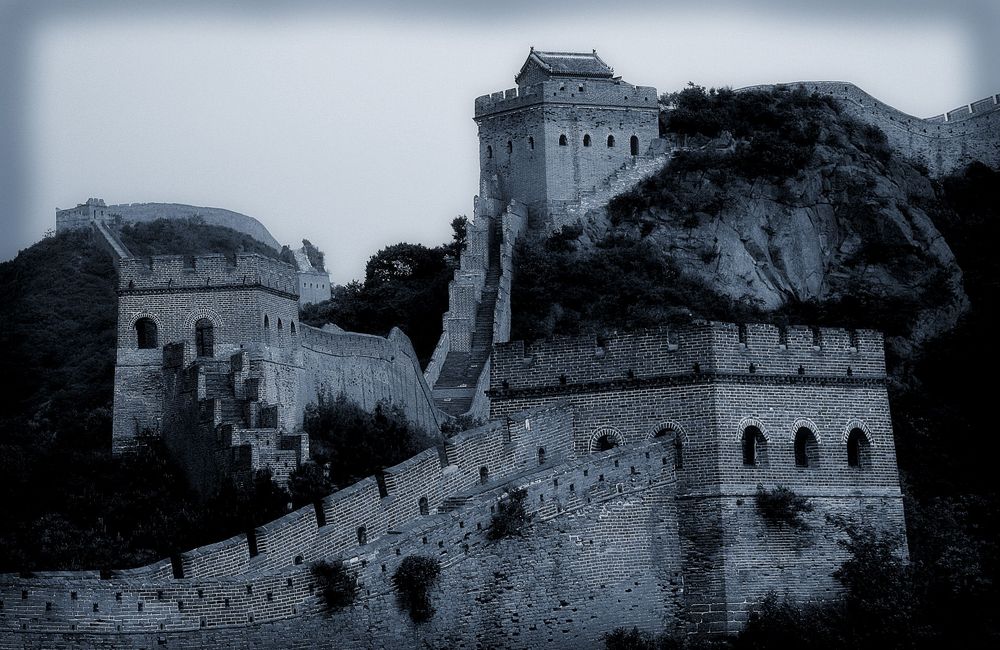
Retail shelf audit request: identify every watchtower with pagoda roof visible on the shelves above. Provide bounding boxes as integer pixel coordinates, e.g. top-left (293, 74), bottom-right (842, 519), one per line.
top-left (473, 48), bottom-right (660, 222)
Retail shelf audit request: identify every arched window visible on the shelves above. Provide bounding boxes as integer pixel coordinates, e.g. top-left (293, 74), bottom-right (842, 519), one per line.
top-left (559, 134), bottom-right (568, 146)
top-left (583, 134), bottom-right (592, 147)
top-left (507, 140), bottom-right (512, 154)
top-left (630, 135), bottom-right (639, 156)
top-left (418, 496), bottom-right (429, 516)
top-left (595, 435), bottom-right (617, 450)
top-left (528, 136), bottom-right (534, 150)
top-left (847, 428), bottom-right (871, 468)
top-left (290, 321), bottom-right (296, 335)
top-left (742, 426), bottom-right (767, 466)
top-left (811, 326), bottom-right (822, 348)
top-left (479, 466), bottom-right (489, 484)
top-left (607, 135), bottom-right (615, 147)
top-left (195, 319), bottom-right (214, 358)
top-left (655, 427), bottom-right (683, 470)
top-left (538, 447), bottom-right (546, 465)
top-left (277, 318), bottom-right (283, 331)
top-left (263, 315), bottom-right (270, 329)
top-left (487, 145), bottom-right (493, 159)
top-left (794, 427), bottom-right (819, 467)
top-left (356, 526), bottom-right (367, 546)
top-left (590, 427), bottom-right (624, 452)
top-left (135, 318), bottom-right (158, 349)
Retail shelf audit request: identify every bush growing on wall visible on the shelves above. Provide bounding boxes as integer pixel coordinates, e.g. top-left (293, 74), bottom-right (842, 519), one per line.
top-left (304, 393), bottom-right (437, 488)
top-left (287, 461), bottom-right (334, 509)
top-left (755, 484), bottom-right (813, 530)
top-left (311, 559), bottom-right (357, 610)
top-left (488, 488), bottom-right (532, 540)
top-left (439, 414), bottom-right (485, 437)
top-left (392, 555), bottom-right (441, 623)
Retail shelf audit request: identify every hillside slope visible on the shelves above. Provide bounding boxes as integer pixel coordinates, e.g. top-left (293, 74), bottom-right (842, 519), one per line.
top-left (517, 86), bottom-right (973, 351)
top-left (110, 202), bottom-right (282, 250)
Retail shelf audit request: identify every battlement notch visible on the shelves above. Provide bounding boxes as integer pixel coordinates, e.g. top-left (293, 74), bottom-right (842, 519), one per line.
top-left (118, 252), bottom-right (298, 296)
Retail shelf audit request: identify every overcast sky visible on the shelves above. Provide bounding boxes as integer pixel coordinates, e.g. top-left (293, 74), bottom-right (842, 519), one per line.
top-left (1, 0), bottom-right (997, 282)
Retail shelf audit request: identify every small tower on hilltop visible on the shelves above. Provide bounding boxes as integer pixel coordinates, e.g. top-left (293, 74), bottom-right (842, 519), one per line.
top-left (55, 197), bottom-right (118, 232)
top-left (474, 49), bottom-right (661, 228)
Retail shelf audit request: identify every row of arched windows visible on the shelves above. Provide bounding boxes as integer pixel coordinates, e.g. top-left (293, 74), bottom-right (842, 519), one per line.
top-left (134, 313), bottom-right (299, 356)
top-left (262, 314), bottom-right (297, 335)
top-left (134, 317), bottom-right (214, 357)
top-left (587, 424), bottom-right (684, 470)
top-left (581, 419), bottom-right (873, 472)
top-left (742, 424), bottom-right (872, 469)
top-left (486, 134), bottom-right (640, 157)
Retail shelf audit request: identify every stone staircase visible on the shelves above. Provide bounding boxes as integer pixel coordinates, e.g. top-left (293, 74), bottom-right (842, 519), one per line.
top-left (91, 218), bottom-right (132, 259)
top-left (188, 354), bottom-right (306, 487)
top-left (432, 218), bottom-right (502, 416)
top-left (567, 153), bottom-right (670, 221)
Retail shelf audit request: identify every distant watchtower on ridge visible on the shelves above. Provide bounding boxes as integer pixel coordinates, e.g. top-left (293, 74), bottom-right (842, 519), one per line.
top-left (474, 49), bottom-right (661, 228)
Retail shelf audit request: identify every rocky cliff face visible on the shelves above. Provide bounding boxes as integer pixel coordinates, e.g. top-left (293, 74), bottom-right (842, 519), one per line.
top-left (585, 88), bottom-right (972, 349)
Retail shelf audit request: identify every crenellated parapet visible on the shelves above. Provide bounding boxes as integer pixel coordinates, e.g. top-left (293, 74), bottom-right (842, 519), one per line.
top-left (0, 423), bottom-right (674, 643)
top-left (491, 321), bottom-right (885, 398)
top-left (118, 253), bottom-right (298, 298)
top-left (474, 80), bottom-right (658, 118)
top-left (0, 403), bottom-right (590, 638)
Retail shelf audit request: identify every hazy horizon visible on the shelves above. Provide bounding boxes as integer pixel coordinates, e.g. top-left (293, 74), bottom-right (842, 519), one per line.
top-left (2, 0), bottom-right (997, 282)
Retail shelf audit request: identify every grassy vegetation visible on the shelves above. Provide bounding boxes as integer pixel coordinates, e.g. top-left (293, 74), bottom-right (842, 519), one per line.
top-left (118, 217), bottom-right (294, 262)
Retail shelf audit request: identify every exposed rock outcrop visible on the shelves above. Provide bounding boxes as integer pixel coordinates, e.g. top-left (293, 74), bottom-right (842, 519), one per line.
top-left (584, 95), bottom-right (971, 349)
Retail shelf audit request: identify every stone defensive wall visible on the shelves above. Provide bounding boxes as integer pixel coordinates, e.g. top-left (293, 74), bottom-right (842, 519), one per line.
top-left (475, 79), bottom-right (658, 118)
top-left (0, 403), bottom-right (691, 648)
top-left (737, 81), bottom-right (1000, 175)
top-left (492, 321), bottom-right (885, 395)
top-left (466, 200), bottom-right (529, 417)
top-left (299, 324), bottom-right (443, 433)
top-left (118, 253), bottom-right (298, 298)
top-left (0, 433), bottom-right (678, 648)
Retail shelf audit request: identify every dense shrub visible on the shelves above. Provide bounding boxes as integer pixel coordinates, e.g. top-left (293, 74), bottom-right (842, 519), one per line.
top-left (301, 238), bottom-right (325, 271)
top-left (440, 414), bottom-right (485, 437)
top-left (311, 559), bottom-right (358, 609)
top-left (487, 488), bottom-right (532, 540)
top-left (0, 442), bottom-right (290, 572)
top-left (603, 626), bottom-right (664, 650)
top-left (611, 84), bottom-right (891, 225)
top-left (510, 232), bottom-right (756, 343)
top-left (392, 555), bottom-right (441, 623)
top-left (734, 593), bottom-right (846, 650)
top-left (300, 242), bottom-right (453, 366)
top-left (0, 230), bottom-right (117, 448)
top-left (303, 393), bottom-right (437, 488)
top-left (287, 461), bottom-right (334, 509)
top-left (118, 217), bottom-right (290, 262)
top-left (755, 484), bottom-right (813, 530)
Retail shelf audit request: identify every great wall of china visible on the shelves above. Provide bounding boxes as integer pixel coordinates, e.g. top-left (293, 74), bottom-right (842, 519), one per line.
top-left (5, 49), bottom-right (997, 648)
top-left (738, 81), bottom-right (1000, 176)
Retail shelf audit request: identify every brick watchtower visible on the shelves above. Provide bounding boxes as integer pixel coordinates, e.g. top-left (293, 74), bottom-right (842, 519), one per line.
top-left (473, 49), bottom-right (661, 228)
top-left (488, 322), bottom-right (906, 633)
top-left (112, 253), bottom-right (307, 492)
